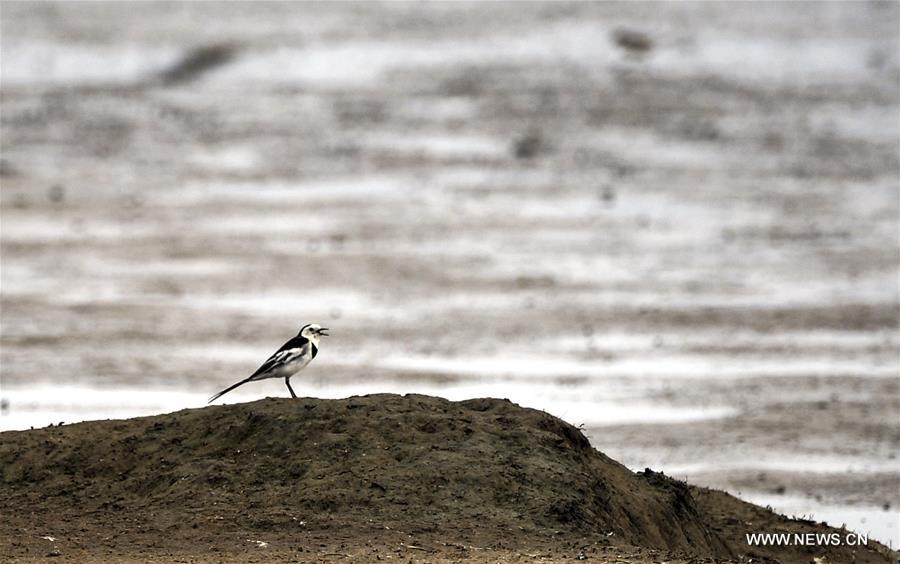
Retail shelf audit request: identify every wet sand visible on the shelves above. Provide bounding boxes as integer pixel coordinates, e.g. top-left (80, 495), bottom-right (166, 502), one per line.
top-left (2, 0), bottom-right (899, 549)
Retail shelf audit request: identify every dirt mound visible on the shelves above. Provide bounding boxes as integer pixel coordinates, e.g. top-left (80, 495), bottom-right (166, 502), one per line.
top-left (0, 395), bottom-right (892, 562)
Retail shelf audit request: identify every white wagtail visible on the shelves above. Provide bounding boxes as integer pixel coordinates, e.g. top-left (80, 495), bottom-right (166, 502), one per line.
top-left (208, 323), bottom-right (329, 403)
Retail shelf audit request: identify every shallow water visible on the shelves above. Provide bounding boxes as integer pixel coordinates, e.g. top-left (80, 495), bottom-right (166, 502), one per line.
top-left (744, 494), bottom-right (898, 550)
top-left (2, 0), bottom-right (898, 546)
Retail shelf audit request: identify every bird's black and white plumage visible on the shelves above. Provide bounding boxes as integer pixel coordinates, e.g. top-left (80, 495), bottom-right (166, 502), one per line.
top-left (208, 323), bottom-right (329, 403)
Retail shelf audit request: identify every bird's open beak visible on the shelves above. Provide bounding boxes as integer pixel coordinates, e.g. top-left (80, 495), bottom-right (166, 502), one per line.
top-left (318, 328), bottom-right (329, 336)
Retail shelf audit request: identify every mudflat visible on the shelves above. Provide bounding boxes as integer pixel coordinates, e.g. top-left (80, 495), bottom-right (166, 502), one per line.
top-left (1, 0), bottom-right (898, 552)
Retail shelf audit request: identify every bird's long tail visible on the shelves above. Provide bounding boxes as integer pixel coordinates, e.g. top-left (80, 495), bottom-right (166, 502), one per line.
top-left (208, 377), bottom-right (252, 404)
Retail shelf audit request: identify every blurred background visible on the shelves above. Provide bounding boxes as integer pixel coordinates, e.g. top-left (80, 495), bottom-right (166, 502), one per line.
top-left (1, 0), bottom-right (898, 545)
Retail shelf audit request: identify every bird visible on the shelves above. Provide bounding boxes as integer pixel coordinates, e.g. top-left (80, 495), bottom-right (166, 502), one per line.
top-left (208, 323), bottom-right (329, 403)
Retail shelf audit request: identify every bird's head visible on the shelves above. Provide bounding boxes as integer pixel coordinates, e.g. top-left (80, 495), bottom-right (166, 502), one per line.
top-left (300, 323), bottom-right (329, 343)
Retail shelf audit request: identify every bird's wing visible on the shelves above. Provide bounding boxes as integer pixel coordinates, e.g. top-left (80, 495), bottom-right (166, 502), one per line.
top-left (208, 335), bottom-right (313, 403)
top-left (274, 335), bottom-right (309, 355)
top-left (248, 336), bottom-right (310, 380)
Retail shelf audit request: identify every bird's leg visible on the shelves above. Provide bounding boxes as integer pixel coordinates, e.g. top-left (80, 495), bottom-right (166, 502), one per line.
top-left (286, 377), bottom-right (297, 399)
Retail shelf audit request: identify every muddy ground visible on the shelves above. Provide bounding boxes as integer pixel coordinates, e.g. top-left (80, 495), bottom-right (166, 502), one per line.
top-left (1, 0), bottom-right (899, 554)
top-left (1, 395), bottom-right (895, 563)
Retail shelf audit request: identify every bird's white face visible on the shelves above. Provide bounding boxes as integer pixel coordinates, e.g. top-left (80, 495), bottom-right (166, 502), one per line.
top-left (300, 323), bottom-right (329, 344)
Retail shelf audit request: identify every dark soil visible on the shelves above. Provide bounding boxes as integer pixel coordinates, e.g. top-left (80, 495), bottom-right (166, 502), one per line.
top-left (0, 394), bottom-right (893, 562)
